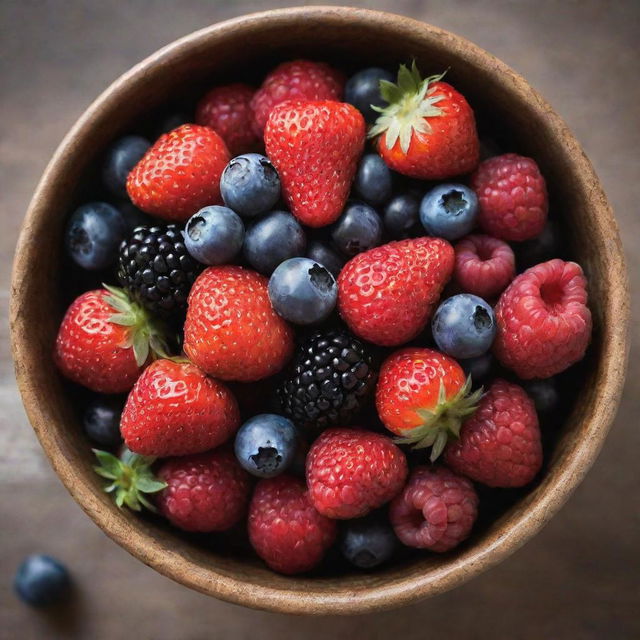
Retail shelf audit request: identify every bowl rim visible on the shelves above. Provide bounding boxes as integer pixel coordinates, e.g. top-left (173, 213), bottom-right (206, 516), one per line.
top-left (10, 5), bottom-right (630, 615)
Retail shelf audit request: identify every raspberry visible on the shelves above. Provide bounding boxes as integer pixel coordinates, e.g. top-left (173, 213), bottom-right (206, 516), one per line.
top-left (493, 259), bottom-right (592, 378)
top-left (306, 428), bottom-right (408, 519)
top-left (444, 379), bottom-right (542, 487)
top-left (453, 234), bottom-right (515, 299)
top-left (389, 466), bottom-right (478, 551)
top-left (157, 448), bottom-right (251, 532)
top-left (248, 475), bottom-right (337, 574)
top-left (195, 83), bottom-right (260, 156)
top-left (471, 153), bottom-right (548, 242)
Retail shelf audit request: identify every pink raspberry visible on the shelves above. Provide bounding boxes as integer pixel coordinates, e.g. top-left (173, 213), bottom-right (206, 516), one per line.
top-left (389, 466), bottom-right (478, 552)
top-left (471, 153), bottom-right (548, 242)
top-left (493, 259), bottom-right (592, 378)
top-left (453, 234), bottom-right (515, 299)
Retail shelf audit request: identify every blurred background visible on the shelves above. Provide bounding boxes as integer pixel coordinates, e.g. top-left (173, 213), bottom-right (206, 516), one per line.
top-left (1, 1), bottom-right (638, 638)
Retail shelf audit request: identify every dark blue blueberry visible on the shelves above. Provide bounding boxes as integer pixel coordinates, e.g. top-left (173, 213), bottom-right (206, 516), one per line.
top-left (184, 205), bottom-right (244, 265)
top-left (243, 210), bottom-right (306, 275)
top-left (344, 67), bottom-right (395, 124)
top-left (524, 378), bottom-right (559, 414)
top-left (156, 112), bottom-right (190, 136)
top-left (268, 257), bottom-right (337, 325)
top-left (117, 201), bottom-right (154, 232)
top-left (517, 221), bottom-right (561, 271)
top-left (14, 554), bottom-right (70, 607)
top-left (102, 135), bottom-right (150, 199)
top-left (460, 353), bottom-right (494, 386)
top-left (65, 202), bottom-right (127, 270)
top-left (220, 154), bottom-right (280, 217)
top-left (83, 396), bottom-right (124, 448)
top-left (306, 241), bottom-right (345, 279)
top-left (420, 183), bottom-right (479, 241)
top-left (354, 154), bottom-right (393, 205)
top-left (432, 294), bottom-right (496, 359)
top-left (383, 192), bottom-right (421, 238)
top-left (234, 414), bottom-right (298, 478)
top-left (340, 515), bottom-right (397, 569)
top-left (331, 202), bottom-right (383, 258)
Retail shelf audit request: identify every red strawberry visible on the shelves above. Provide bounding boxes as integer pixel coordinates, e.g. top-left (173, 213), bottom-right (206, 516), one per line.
top-left (389, 466), bottom-right (478, 551)
top-left (120, 358), bottom-right (240, 457)
top-left (251, 59), bottom-right (344, 136)
top-left (376, 348), bottom-right (481, 460)
top-left (369, 63), bottom-right (479, 180)
top-left (126, 124), bottom-right (230, 222)
top-left (157, 448), bottom-right (251, 532)
top-left (306, 428), bottom-right (408, 519)
top-left (337, 237), bottom-right (454, 346)
top-left (183, 266), bottom-right (294, 382)
top-left (493, 259), bottom-right (592, 378)
top-left (54, 286), bottom-right (167, 393)
top-left (195, 83), bottom-right (260, 156)
top-left (248, 475), bottom-right (337, 574)
top-left (264, 100), bottom-right (365, 227)
top-left (444, 379), bottom-right (543, 487)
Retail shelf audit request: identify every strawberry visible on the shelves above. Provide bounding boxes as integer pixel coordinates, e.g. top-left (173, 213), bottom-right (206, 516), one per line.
top-left (337, 237), bottom-right (454, 346)
top-left (183, 266), bottom-right (294, 382)
top-left (126, 124), bottom-right (230, 222)
top-left (251, 59), bottom-right (345, 136)
top-left (54, 286), bottom-right (168, 394)
top-left (120, 358), bottom-right (240, 457)
top-left (376, 348), bottom-right (481, 460)
top-left (264, 100), bottom-right (365, 227)
top-left (369, 62), bottom-right (479, 180)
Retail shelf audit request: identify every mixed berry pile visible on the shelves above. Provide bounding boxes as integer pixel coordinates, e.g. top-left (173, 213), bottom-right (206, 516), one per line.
top-left (55, 59), bottom-right (592, 575)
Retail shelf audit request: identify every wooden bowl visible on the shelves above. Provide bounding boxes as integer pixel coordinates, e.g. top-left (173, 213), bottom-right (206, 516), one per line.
top-left (10, 6), bottom-right (629, 615)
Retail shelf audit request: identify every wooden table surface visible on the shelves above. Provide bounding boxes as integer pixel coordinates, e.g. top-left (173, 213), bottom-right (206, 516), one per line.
top-left (1, 1), bottom-right (638, 638)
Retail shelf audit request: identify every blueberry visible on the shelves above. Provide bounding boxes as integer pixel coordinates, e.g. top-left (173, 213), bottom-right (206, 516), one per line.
top-left (14, 554), bottom-right (70, 607)
top-left (102, 135), bottom-right (150, 198)
top-left (268, 257), bottom-right (337, 325)
top-left (383, 193), bottom-right (420, 238)
top-left (306, 241), bottom-right (345, 279)
top-left (340, 515), bottom-right (397, 569)
top-left (524, 378), bottom-right (559, 414)
top-left (432, 294), bottom-right (496, 359)
top-left (460, 353), bottom-right (494, 386)
top-left (243, 210), bottom-right (306, 275)
top-left (184, 205), bottom-right (245, 265)
top-left (220, 154), bottom-right (281, 217)
top-left (156, 112), bottom-right (190, 136)
top-left (83, 396), bottom-right (124, 448)
top-left (345, 67), bottom-right (395, 123)
top-left (354, 154), bottom-right (393, 205)
top-left (117, 201), bottom-right (154, 232)
top-left (517, 221), bottom-right (561, 271)
top-left (65, 202), bottom-right (127, 270)
top-left (420, 183), bottom-right (478, 241)
top-left (234, 414), bottom-right (298, 478)
top-left (331, 202), bottom-right (383, 258)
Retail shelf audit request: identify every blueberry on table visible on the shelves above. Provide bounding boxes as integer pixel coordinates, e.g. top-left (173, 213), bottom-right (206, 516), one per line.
top-left (184, 205), bottom-right (245, 265)
top-left (331, 202), bottom-right (383, 258)
top-left (432, 294), bottom-right (496, 359)
top-left (345, 67), bottom-right (395, 123)
top-left (354, 154), bottom-right (393, 205)
top-left (65, 202), bottom-right (127, 271)
top-left (83, 395), bottom-right (124, 448)
top-left (220, 153), bottom-right (281, 217)
top-left (243, 210), bottom-right (306, 275)
top-left (268, 257), bottom-right (337, 325)
top-left (306, 241), bottom-right (345, 279)
top-left (234, 414), bottom-right (298, 478)
top-left (341, 515), bottom-right (397, 569)
top-left (14, 554), bottom-right (70, 607)
top-left (102, 135), bottom-right (151, 198)
top-left (383, 192), bottom-right (420, 238)
top-left (524, 378), bottom-right (559, 414)
top-left (420, 183), bottom-right (478, 241)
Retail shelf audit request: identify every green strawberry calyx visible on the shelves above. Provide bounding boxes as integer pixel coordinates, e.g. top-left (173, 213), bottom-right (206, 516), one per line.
top-left (393, 376), bottom-right (482, 462)
top-left (93, 448), bottom-right (166, 512)
top-left (368, 62), bottom-right (447, 154)
top-left (103, 284), bottom-right (170, 366)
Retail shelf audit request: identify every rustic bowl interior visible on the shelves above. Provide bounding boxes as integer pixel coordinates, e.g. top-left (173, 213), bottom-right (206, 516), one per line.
top-left (10, 7), bottom-right (628, 615)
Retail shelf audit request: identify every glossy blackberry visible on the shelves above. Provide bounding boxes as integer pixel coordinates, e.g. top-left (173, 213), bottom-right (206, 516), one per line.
top-left (117, 225), bottom-right (202, 317)
top-left (278, 329), bottom-right (376, 432)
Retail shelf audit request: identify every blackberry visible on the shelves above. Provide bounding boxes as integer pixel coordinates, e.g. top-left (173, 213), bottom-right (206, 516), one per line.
top-left (278, 329), bottom-right (376, 432)
top-left (117, 225), bottom-right (202, 317)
